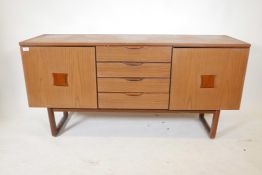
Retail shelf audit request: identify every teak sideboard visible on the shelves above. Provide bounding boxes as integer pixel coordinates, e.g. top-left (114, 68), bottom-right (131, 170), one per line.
top-left (19, 34), bottom-right (250, 138)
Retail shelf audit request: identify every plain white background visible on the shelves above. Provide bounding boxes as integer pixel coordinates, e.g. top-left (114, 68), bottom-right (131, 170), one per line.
top-left (1, 0), bottom-right (262, 116)
top-left (0, 0), bottom-right (262, 174)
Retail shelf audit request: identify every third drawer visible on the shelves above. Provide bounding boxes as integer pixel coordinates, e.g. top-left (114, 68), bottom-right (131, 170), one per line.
top-left (98, 78), bottom-right (170, 93)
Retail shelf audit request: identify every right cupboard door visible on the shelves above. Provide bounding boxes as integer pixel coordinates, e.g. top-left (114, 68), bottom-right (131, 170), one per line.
top-left (169, 48), bottom-right (249, 110)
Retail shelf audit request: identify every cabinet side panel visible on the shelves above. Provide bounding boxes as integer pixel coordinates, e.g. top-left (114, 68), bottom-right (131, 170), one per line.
top-left (220, 48), bottom-right (249, 109)
top-left (21, 47), bottom-right (97, 108)
top-left (169, 48), bottom-right (249, 110)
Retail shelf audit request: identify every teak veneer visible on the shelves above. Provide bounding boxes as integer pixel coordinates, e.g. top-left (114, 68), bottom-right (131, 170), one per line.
top-left (20, 34), bottom-right (250, 138)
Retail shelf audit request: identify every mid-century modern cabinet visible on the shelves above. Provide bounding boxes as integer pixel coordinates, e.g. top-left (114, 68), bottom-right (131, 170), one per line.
top-left (19, 34), bottom-right (250, 138)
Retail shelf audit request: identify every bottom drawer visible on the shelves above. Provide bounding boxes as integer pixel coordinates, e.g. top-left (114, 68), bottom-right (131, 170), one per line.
top-left (98, 93), bottom-right (169, 109)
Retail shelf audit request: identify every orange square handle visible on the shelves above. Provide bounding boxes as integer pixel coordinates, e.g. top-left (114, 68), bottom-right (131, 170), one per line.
top-left (52, 73), bottom-right (68, 86)
top-left (201, 75), bottom-right (215, 88)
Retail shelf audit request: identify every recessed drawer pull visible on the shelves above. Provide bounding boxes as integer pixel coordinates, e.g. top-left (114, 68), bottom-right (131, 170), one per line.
top-left (125, 46), bottom-right (144, 49)
top-left (125, 92), bottom-right (144, 96)
top-left (123, 62), bottom-right (144, 66)
top-left (125, 77), bottom-right (144, 81)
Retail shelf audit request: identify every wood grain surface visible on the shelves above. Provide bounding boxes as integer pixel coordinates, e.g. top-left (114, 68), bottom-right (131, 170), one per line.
top-left (98, 78), bottom-right (170, 92)
top-left (169, 48), bottom-right (249, 110)
top-left (97, 62), bottom-right (171, 77)
top-left (96, 46), bottom-right (171, 62)
top-left (98, 93), bottom-right (169, 109)
top-left (19, 34), bottom-right (250, 47)
top-left (21, 47), bottom-right (97, 108)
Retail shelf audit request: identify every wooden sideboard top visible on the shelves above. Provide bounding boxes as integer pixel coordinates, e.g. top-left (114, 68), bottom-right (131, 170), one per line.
top-left (19, 34), bottom-right (250, 48)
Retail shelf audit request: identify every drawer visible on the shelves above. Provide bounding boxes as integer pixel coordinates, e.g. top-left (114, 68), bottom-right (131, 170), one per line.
top-left (97, 62), bottom-right (171, 77)
top-left (98, 93), bottom-right (169, 109)
top-left (96, 46), bottom-right (172, 62)
top-left (98, 78), bottom-right (170, 92)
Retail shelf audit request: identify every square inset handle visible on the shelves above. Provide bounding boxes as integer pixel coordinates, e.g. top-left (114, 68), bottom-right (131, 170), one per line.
top-left (201, 75), bottom-right (215, 88)
top-left (52, 73), bottom-right (68, 86)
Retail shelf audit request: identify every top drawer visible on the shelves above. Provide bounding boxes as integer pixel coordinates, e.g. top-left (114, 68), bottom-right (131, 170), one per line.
top-left (96, 46), bottom-right (172, 62)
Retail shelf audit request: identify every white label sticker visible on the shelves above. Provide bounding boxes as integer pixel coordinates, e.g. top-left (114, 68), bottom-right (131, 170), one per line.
top-left (22, 47), bottom-right (30, 52)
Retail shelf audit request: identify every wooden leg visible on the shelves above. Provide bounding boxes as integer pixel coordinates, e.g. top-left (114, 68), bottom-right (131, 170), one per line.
top-left (199, 113), bottom-right (210, 133)
top-left (47, 108), bottom-right (68, 136)
top-left (209, 110), bottom-right (220, 138)
top-left (199, 110), bottom-right (220, 139)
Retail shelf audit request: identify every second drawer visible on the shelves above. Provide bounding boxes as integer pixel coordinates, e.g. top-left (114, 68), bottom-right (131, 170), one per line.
top-left (97, 62), bottom-right (171, 77)
top-left (98, 78), bottom-right (170, 93)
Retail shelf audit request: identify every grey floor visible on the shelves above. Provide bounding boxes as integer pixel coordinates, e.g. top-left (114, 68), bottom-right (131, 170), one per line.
top-left (0, 109), bottom-right (261, 175)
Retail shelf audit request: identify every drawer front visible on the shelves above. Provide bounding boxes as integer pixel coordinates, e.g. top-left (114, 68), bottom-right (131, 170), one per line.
top-left (98, 78), bottom-right (170, 92)
top-left (96, 46), bottom-right (172, 62)
top-left (97, 63), bottom-right (171, 77)
top-left (98, 93), bottom-right (169, 109)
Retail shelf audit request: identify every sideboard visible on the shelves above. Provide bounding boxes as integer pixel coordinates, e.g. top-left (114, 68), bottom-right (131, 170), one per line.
top-left (19, 34), bottom-right (250, 138)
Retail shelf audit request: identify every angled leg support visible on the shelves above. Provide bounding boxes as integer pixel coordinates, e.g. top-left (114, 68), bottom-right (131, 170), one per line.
top-left (47, 108), bottom-right (68, 136)
top-left (199, 110), bottom-right (220, 139)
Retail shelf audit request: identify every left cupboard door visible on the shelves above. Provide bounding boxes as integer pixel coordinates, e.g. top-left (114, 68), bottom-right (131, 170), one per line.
top-left (21, 47), bottom-right (97, 108)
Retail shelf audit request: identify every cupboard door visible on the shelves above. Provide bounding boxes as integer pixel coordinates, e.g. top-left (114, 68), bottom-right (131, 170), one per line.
top-left (21, 47), bottom-right (97, 108)
top-left (170, 48), bottom-right (249, 110)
